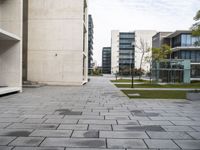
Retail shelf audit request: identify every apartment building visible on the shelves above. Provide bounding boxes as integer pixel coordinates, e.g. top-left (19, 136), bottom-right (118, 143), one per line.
top-left (102, 47), bottom-right (111, 74)
top-left (88, 14), bottom-right (94, 74)
top-left (0, 0), bottom-right (23, 95)
top-left (23, 0), bottom-right (88, 85)
top-left (153, 30), bottom-right (200, 80)
top-left (111, 30), bottom-right (156, 75)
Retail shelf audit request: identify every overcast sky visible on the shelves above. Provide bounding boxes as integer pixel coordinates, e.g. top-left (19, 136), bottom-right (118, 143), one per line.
top-left (88, 0), bottom-right (200, 66)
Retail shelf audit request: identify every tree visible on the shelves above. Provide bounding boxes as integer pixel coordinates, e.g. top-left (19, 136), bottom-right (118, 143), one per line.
top-left (145, 44), bottom-right (172, 83)
top-left (152, 44), bottom-right (172, 61)
top-left (135, 38), bottom-right (150, 79)
top-left (192, 10), bottom-right (200, 36)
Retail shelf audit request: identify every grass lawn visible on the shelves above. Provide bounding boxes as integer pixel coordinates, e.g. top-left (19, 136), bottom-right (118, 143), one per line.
top-left (115, 83), bottom-right (200, 89)
top-left (111, 79), bottom-right (150, 83)
top-left (122, 90), bottom-right (187, 99)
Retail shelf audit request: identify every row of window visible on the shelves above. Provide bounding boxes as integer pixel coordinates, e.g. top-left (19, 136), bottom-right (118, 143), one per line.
top-left (172, 34), bottom-right (200, 48)
top-left (172, 50), bottom-right (200, 62)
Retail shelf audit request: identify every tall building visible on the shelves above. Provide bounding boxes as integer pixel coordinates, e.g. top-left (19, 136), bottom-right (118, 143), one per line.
top-left (88, 14), bottom-right (94, 74)
top-left (0, 0), bottom-right (23, 95)
top-left (23, 0), bottom-right (88, 85)
top-left (152, 30), bottom-right (200, 79)
top-left (111, 30), bottom-right (156, 75)
top-left (111, 31), bottom-right (135, 75)
top-left (102, 47), bottom-right (111, 74)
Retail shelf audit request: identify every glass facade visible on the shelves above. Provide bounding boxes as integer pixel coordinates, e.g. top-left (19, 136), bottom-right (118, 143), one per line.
top-left (119, 32), bottom-right (135, 75)
top-left (172, 33), bottom-right (200, 48)
top-left (102, 47), bottom-right (111, 74)
top-left (170, 32), bottom-right (200, 79)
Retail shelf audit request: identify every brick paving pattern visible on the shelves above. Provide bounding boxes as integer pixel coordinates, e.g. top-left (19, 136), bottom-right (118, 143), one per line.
top-left (0, 76), bottom-right (200, 149)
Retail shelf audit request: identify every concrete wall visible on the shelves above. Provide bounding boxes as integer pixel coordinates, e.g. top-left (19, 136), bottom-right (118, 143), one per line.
top-left (135, 30), bottom-right (157, 72)
top-left (0, 0), bottom-right (22, 89)
top-left (111, 30), bottom-right (119, 74)
top-left (27, 0), bottom-right (88, 85)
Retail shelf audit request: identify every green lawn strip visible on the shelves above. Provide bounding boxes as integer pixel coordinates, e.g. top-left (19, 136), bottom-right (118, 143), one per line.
top-left (111, 79), bottom-right (150, 83)
top-left (115, 83), bottom-right (200, 88)
top-left (122, 90), bottom-right (187, 99)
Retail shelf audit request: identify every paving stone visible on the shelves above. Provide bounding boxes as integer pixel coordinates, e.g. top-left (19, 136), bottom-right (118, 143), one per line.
top-left (105, 116), bottom-right (130, 120)
top-left (187, 132), bottom-right (200, 139)
top-left (65, 148), bottom-right (124, 150)
top-left (107, 139), bottom-right (147, 149)
top-left (0, 118), bottom-right (25, 123)
top-left (0, 146), bottom-right (13, 150)
top-left (162, 126), bottom-right (195, 131)
top-left (30, 130), bottom-right (72, 137)
top-left (72, 130), bottom-right (99, 138)
top-left (78, 119), bottom-right (117, 125)
top-left (113, 125), bottom-right (166, 132)
top-left (58, 124), bottom-right (88, 130)
top-left (55, 109), bottom-right (82, 115)
top-left (144, 139), bottom-right (179, 149)
top-left (191, 126), bottom-right (200, 131)
top-left (150, 117), bottom-right (191, 121)
top-left (45, 119), bottom-right (78, 124)
top-left (174, 140), bottom-right (200, 149)
top-left (139, 120), bottom-right (173, 125)
top-left (117, 120), bottom-right (139, 125)
top-left (7, 123), bottom-right (58, 130)
top-left (0, 136), bottom-right (16, 146)
top-left (171, 121), bottom-right (200, 126)
top-left (0, 129), bottom-right (33, 137)
top-left (0, 123), bottom-right (10, 128)
top-left (9, 137), bottom-right (44, 146)
top-left (41, 138), bottom-right (106, 148)
top-left (88, 125), bottom-right (112, 131)
top-left (23, 119), bottom-right (46, 124)
top-left (100, 131), bottom-right (149, 138)
top-left (13, 147), bottom-right (64, 150)
top-left (20, 115), bottom-right (45, 119)
top-left (147, 131), bottom-right (192, 139)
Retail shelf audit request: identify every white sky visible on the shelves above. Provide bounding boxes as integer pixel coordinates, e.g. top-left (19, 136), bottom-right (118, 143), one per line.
top-left (88, 0), bottom-right (200, 66)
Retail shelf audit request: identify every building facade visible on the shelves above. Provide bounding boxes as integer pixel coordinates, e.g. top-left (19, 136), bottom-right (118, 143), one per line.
top-left (102, 47), bottom-right (111, 74)
top-left (134, 30), bottom-right (157, 72)
top-left (88, 14), bottom-right (94, 74)
top-left (153, 30), bottom-right (200, 80)
top-left (0, 0), bottom-right (23, 95)
top-left (23, 0), bottom-right (88, 85)
top-left (111, 30), bottom-right (156, 75)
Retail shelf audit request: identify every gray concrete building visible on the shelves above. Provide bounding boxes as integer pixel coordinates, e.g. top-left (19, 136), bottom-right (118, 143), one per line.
top-left (102, 47), bottom-right (111, 74)
top-left (0, 0), bottom-right (23, 95)
top-left (88, 14), bottom-right (94, 74)
top-left (23, 0), bottom-right (88, 85)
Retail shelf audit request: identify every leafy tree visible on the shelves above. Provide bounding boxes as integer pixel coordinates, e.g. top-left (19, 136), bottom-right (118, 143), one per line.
top-left (152, 44), bottom-right (172, 61)
top-left (145, 44), bottom-right (172, 83)
top-left (192, 10), bottom-right (200, 36)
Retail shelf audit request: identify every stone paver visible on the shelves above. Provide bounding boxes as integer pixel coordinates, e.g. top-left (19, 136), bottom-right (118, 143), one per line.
top-left (0, 76), bottom-right (200, 149)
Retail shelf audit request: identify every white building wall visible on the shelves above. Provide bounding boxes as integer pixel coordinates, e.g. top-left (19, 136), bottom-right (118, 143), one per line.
top-left (134, 30), bottom-right (157, 72)
top-left (27, 0), bottom-right (88, 85)
top-left (111, 30), bottom-right (119, 74)
top-left (0, 0), bottom-right (22, 92)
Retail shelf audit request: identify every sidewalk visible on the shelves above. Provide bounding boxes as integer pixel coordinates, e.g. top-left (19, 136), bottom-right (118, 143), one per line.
top-left (0, 76), bottom-right (200, 149)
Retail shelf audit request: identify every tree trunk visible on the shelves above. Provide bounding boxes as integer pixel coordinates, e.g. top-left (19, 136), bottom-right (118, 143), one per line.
top-left (139, 53), bottom-right (145, 80)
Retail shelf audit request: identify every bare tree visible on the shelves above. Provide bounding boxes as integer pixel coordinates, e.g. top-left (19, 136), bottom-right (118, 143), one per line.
top-left (135, 38), bottom-right (150, 79)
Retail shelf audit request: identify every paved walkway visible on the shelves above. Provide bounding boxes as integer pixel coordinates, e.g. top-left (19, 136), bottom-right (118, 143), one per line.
top-left (0, 76), bottom-right (200, 150)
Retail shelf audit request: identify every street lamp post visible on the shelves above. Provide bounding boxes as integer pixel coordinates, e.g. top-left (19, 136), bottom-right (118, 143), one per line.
top-left (131, 41), bottom-right (135, 88)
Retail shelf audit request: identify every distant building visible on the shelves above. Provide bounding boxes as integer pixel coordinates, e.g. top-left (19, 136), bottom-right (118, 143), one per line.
top-left (88, 15), bottom-right (94, 74)
top-left (111, 30), bottom-right (156, 75)
top-left (102, 47), bottom-right (111, 74)
top-left (153, 30), bottom-right (200, 80)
